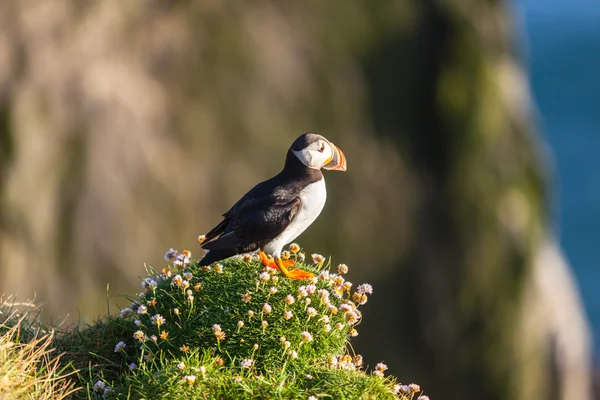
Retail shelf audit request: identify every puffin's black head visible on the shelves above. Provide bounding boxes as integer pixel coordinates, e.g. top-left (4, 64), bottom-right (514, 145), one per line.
top-left (288, 133), bottom-right (347, 171)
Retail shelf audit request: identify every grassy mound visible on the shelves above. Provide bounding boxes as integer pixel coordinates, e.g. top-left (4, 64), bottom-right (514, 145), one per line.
top-left (4, 244), bottom-right (427, 399)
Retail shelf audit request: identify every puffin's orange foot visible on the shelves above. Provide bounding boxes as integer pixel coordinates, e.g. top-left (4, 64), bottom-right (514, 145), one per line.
top-left (259, 251), bottom-right (277, 268)
top-left (284, 268), bottom-right (315, 280)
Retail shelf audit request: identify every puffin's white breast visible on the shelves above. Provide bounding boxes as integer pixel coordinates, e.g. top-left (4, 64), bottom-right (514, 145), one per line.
top-left (262, 178), bottom-right (327, 256)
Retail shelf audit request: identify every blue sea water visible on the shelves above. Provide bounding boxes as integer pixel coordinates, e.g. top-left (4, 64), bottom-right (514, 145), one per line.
top-left (518, 0), bottom-right (600, 356)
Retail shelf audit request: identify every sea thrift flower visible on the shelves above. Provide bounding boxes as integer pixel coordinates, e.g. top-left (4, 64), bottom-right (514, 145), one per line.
top-left (198, 234), bottom-right (206, 243)
top-left (281, 250), bottom-right (291, 260)
top-left (306, 375), bottom-right (314, 380)
top-left (305, 284), bottom-right (317, 295)
top-left (93, 381), bottom-right (106, 393)
top-left (307, 307), bottom-right (317, 317)
top-left (308, 396), bottom-right (317, 400)
top-left (343, 282), bottom-right (352, 291)
top-left (180, 345), bottom-right (190, 352)
top-left (164, 248), bottom-right (177, 261)
top-left (187, 295), bottom-right (194, 303)
top-left (261, 320), bottom-right (268, 328)
top-left (298, 287), bottom-right (308, 298)
top-left (150, 335), bottom-right (158, 342)
top-left (337, 264), bottom-right (349, 274)
top-left (177, 362), bottom-right (186, 370)
top-left (305, 298), bottom-right (311, 305)
top-left (172, 275), bottom-right (183, 287)
top-left (182, 249), bottom-right (191, 258)
top-left (237, 320), bottom-right (244, 328)
top-left (247, 310), bottom-right (254, 318)
top-left (243, 254), bottom-right (252, 263)
top-left (320, 315), bottom-right (330, 323)
top-left (137, 305), bottom-right (148, 315)
top-left (289, 243), bottom-right (300, 253)
top-left (285, 295), bottom-right (295, 305)
top-left (323, 324), bottom-right (332, 333)
top-left (311, 253), bottom-right (325, 264)
top-left (283, 341), bottom-right (291, 349)
top-left (301, 331), bottom-right (313, 342)
top-left (151, 314), bottom-right (165, 326)
top-left (133, 330), bottom-right (145, 341)
top-left (269, 286), bottom-right (278, 294)
top-left (183, 272), bottom-right (193, 280)
top-left (240, 359), bottom-right (254, 369)
top-left (284, 311), bottom-right (293, 320)
top-left (183, 375), bottom-right (197, 386)
top-left (409, 384), bottom-right (421, 393)
top-left (353, 292), bottom-right (368, 305)
top-left (142, 278), bottom-right (158, 290)
top-left (297, 252), bottom-right (305, 262)
top-left (173, 308), bottom-right (180, 316)
top-left (114, 341), bottom-right (126, 353)
top-left (134, 319), bottom-right (142, 327)
top-left (279, 336), bottom-right (286, 343)
top-left (350, 328), bottom-right (358, 337)
top-left (318, 289), bottom-right (330, 302)
top-left (194, 283), bottom-right (202, 291)
top-left (215, 264), bottom-right (223, 273)
top-left (357, 283), bottom-right (373, 295)
top-left (253, 343), bottom-right (259, 350)
top-left (259, 272), bottom-right (270, 282)
top-left (120, 307), bottom-right (132, 318)
top-left (329, 305), bottom-right (339, 314)
top-left (272, 275), bottom-right (279, 283)
top-left (373, 370), bottom-right (384, 377)
top-left (375, 362), bottom-right (388, 372)
top-left (418, 396), bottom-right (430, 400)
top-left (263, 303), bottom-right (272, 314)
top-left (354, 355), bottom-right (363, 366)
top-left (336, 323), bottom-right (344, 330)
top-left (129, 363), bottom-right (137, 370)
top-left (288, 350), bottom-right (298, 359)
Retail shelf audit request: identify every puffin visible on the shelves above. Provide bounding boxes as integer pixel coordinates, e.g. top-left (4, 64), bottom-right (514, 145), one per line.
top-left (199, 133), bottom-right (347, 280)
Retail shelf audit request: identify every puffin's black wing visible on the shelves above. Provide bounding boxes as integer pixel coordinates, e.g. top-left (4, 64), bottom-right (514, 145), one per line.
top-left (201, 194), bottom-right (301, 254)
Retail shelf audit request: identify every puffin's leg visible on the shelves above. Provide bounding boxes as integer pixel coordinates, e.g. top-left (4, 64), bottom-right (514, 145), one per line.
top-left (258, 252), bottom-right (294, 268)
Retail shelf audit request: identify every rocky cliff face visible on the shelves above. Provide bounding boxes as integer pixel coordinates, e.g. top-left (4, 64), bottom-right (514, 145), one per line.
top-left (0, 1), bottom-right (592, 399)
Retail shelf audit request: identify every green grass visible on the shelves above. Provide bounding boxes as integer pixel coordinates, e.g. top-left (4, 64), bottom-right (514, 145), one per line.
top-left (3, 245), bottom-right (427, 399)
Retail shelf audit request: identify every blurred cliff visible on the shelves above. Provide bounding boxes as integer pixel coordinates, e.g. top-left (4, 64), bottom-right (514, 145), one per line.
top-left (0, 1), bottom-right (592, 399)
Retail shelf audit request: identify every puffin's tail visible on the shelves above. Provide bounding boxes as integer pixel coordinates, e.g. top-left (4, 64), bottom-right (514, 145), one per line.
top-left (198, 249), bottom-right (237, 267)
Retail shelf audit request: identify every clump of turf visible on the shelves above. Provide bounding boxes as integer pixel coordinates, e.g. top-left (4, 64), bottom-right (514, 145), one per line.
top-left (55, 245), bottom-right (427, 399)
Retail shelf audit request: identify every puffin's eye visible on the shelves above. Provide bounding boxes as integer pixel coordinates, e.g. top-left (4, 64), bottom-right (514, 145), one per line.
top-left (318, 143), bottom-right (325, 153)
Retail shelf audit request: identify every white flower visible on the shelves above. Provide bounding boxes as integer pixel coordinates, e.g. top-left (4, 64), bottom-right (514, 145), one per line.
top-left (308, 396), bottom-right (317, 400)
top-left (114, 341), bottom-right (126, 353)
top-left (311, 253), bottom-right (325, 264)
top-left (262, 303), bottom-right (272, 314)
top-left (336, 323), bottom-right (344, 330)
top-left (269, 286), bottom-right (278, 294)
top-left (357, 283), bottom-right (373, 295)
top-left (151, 314), bottom-right (165, 326)
top-left (134, 319), bottom-right (142, 327)
top-left (150, 335), bottom-right (158, 342)
top-left (375, 362), bottom-right (388, 372)
top-left (259, 272), bottom-right (270, 282)
top-left (183, 375), bottom-right (196, 385)
top-left (337, 264), bottom-right (349, 274)
top-left (142, 278), bottom-right (158, 290)
top-left (164, 248), bottom-right (177, 261)
top-left (288, 350), bottom-right (298, 359)
top-left (301, 331), bottom-right (313, 342)
top-left (137, 305), bottom-right (148, 315)
top-left (211, 324), bottom-right (222, 332)
top-left (183, 272), bottom-right (193, 280)
top-left (172, 275), bottom-right (183, 287)
top-left (305, 284), bottom-right (317, 295)
top-left (323, 324), bottom-right (332, 333)
top-left (409, 383), bottom-right (421, 393)
top-left (173, 308), bottom-right (180, 316)
top-left (247, 310), bottom-right (254, 318)
top-left (283, 341), bottom-right (291, 349)
top-left (261, 320), bottom-right (268, 328)
top-left (285, 295), bottom-right (295, 305)
top-left (240, 358), bottom-right (254, 369)
top-left (133, 330), bottom-right (145, 341)
top-left (318, 270), bottom-right (331, 280)
top-left (237, 320), bottom-right (244, 328)
top-left (93, 380), bottom-right (106, 393)
top-left (119, 307), bottom-right (132, 318)
top-left (284, 311), bottom-right (293, 320)
top-left (177, 362), bottom-right (186, 370)
top-left (307, 307), bottom-right (317, 317)
top-left (215, 264), bottom-right (223, 273)
top-left (298, 286), bottom-right (308, 298)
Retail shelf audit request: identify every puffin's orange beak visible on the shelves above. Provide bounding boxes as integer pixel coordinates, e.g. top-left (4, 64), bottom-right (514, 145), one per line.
top-left (323, 143), bottom-right (347, 171)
